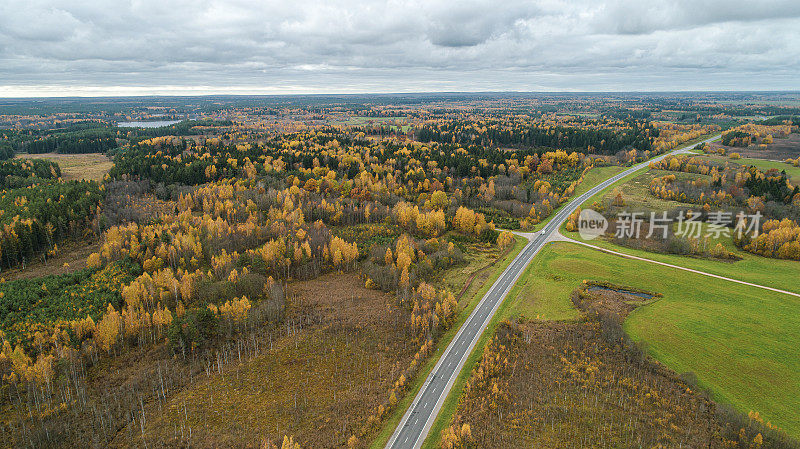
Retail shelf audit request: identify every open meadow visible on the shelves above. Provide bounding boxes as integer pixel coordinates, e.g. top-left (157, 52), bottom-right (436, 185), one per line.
top-left (15, 152), bottom-right (114, 181)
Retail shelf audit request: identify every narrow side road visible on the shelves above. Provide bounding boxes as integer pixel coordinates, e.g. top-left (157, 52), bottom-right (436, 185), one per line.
top-left (554, 233), bottom-right (800, 298)
top-left (385, 134), bottom-right (722, 449)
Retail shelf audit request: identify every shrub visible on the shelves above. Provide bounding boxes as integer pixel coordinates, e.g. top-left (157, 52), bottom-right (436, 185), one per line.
top-left (168, 307), bottom-right (219, 353)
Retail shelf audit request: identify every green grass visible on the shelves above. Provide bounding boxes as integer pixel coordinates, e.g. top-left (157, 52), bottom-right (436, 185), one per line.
top-left (506, 241), bottom-right (800, 438)
top-left (369, 235), bottom-right (527, 449)
top-left (574, 165), bottom-right (628, 197)
top-left (562, 228), bottom-right (800, 296)
top-left (600, 168), bottom-right (707, 211)
top-left (499, 249), bottom-right (583, 321)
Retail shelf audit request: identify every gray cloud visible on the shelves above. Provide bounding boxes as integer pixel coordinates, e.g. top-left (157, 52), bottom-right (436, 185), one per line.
top-left (597, 0), bottom-right (800, 34)
top-left (0, 0), bottom-right (798, 95)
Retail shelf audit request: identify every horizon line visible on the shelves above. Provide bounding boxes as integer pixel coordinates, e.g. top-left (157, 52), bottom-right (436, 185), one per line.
top-left (1, 89), bottom-right (800, 100)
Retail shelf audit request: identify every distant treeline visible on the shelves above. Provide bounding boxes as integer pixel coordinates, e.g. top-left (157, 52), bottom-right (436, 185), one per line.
top-left (0, 119), bottom-right (231, 157)
top-left (21, 128), bottom-right (118, 154)
top-left (416, 121), bottom-right (655, 154)
top-left (126, 119), bottom-right (233, 141)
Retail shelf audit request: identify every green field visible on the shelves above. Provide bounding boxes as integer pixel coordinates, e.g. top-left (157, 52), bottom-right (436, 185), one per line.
top-left (564, 223), bottom-right (800, 295)
top-left (506, 241), bottom-right (800, 438)
top-left (500, 245), bottom-right (582, 321)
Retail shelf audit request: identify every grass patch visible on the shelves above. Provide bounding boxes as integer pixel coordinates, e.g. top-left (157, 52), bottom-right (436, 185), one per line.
top-left (574, 165), bottom-right (628, 197)
top-left (369, 235), bottom-right (527, 449)
top-left (601, 168), bottom-right (706, 211)
top-left (500, 250), bottom-right (583, 321)
top-left (562, 226), bottom-right (800, 296)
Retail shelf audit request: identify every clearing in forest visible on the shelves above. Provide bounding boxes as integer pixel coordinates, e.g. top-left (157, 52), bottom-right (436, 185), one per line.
top-left (15, 152), bottom-right (114, 181)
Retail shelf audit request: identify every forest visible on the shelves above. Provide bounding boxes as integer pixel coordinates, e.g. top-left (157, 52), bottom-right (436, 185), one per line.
top-left (416, 117), bottom-right (657, 154)
top-left (0, 159), bottom-right (103, 270)
top-left (0, 119), bottom-right (230, 161)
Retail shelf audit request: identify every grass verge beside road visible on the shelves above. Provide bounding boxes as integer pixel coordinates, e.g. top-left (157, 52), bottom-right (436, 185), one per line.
top-left (420, 255), bottom-right (529, 449)
top-left (532, 165), bottom-right (627, 232)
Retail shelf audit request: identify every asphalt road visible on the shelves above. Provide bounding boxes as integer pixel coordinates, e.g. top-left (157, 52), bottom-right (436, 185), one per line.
top-left (385, 135), bottom-right (721, 449)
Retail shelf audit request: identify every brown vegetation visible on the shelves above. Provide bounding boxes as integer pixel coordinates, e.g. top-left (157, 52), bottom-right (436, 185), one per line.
top-left (0, 272), bottom-right (416, 448)
top-left (709, 132), bottom-right (800, 161)
top-left (108, 272), bottom-right (417, 448)
top-left (443, 284), bottom-right (797, 449)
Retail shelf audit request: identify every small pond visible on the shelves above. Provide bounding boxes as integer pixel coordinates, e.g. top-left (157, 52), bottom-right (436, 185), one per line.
top-left (117, 120), bottom-right (182, 128)
top-left (586, 285), bottom-right (654, 299)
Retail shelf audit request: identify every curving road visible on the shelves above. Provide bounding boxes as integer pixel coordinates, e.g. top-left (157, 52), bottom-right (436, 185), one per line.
top-left (385, 134), bottom-right (721, 449)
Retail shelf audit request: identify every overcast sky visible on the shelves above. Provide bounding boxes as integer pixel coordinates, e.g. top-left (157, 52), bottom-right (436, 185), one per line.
top-left (0, 0), bottom-right (798, 96)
